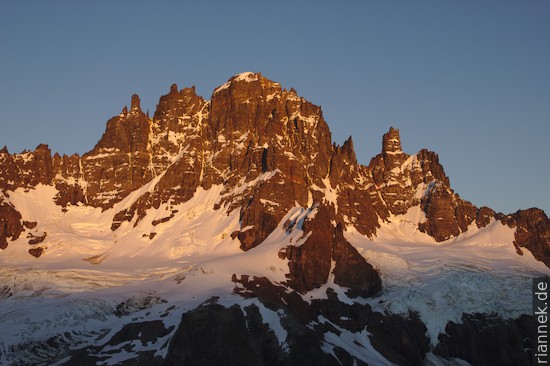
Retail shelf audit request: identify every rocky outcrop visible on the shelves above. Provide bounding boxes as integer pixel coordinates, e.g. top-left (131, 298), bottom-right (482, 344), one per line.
top-left (0, 146), bottom-right (20, 192)
top-left (175, 281), bottom-right (431, 366)
top-left (332, 222), bottom-right (382, 298)
top-left (148, 84), bottom-right (208, 204)
top-left (368, 127), bottom-right (417, 215)
top-left (0, 196), bottom-right (23, 249)
top-left (165, 303), bottom-right (289, 366)
top-left (0, 144), bottom-right (55, 191)
top-left (82, 94), bottom-right (154, 209)
top-left (368, 128), bottom-right (479, 242)
top-left (62, 320), bottom-right (172, 366)
top-left (28, 247), bottom-right (44, 258)
top-left (165, 291), bottom-right (530, 366)
top-left (280, 205), bottom-right (382, 297)
top-left (52, 153), bottom-right (86, 208)
top-left (280, 206), bottom-right (334, 293)
top-left (476, 206), bottom-right (496, 228)
top-left (367, 310), bottom-right (430, 366)
top-left (435, 313), bottom-right (532, 366)
top-left (418, 181), bottom-right (477, 241)
top-left (330, 138), bottom-right (384, 237)
top-left (509, 208), bottom-right (550, 266)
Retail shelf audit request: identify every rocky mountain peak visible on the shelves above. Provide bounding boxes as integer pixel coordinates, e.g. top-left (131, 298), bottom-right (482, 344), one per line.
top-left (211, 72), bottom-right (283, 100)
top-left (228, 71), bottom-right (262, 84)
top-left (0, 72), bottom-right (548, 270)
top-left (340, 136), bottom-right (357, 165)
top-left (34, 144), bottom-right (51, 154)
top-left (130, 94), bottom-right (141, 111)
top-left (382, 127), bottom-right (403, 155)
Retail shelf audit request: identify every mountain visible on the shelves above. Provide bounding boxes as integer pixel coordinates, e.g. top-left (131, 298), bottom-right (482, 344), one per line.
top-left (0, 72), bottom-right (548, 365)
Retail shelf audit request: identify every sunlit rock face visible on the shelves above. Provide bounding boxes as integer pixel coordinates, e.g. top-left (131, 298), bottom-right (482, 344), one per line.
top-left (1, 72), bottom-right (548, 267)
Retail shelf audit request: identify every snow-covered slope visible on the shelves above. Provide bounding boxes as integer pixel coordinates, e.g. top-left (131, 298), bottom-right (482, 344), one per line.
top-left (351, 206), bottom-right (548, 344)
top-left (0, 183), bottom-right (547, 365)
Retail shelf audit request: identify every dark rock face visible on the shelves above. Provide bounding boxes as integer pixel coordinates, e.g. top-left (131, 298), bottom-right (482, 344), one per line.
top-left (435, 313), bottom-right (533, 366)
top-left (165, 290), bottom-right (531, 366)
top-left (166, 280), bottom-right (430, 366)
top-left (0, 197), bottom-right (23, 249)
top-left (367, 311), bottom-right (430, 366)
top-left (27, 231), bottom-right (47, 245)
top-left (418, 181), bottom-right (477, 241)
top-left (310, 289), bottom-right (429, 366)
top-left (332, 222), bottom-right (381, 298)
top-left (509, 208), bottom-right (550, 266)
top-left (106, 320), bottom-right (171, 348)
top-left (281, 205), bottom-right (381, 296)
top-left (330, 138), bottom-right (384, 238)
top-left (208, 73), bottom-right (332, 250)
top-left (476, 206), bottom-right (496, 228)
top-left (62, 320), bottom-right (172, 366)
top-left (148, 84), bottom-right (207, 204)
top-left (82, 94), bottom-right (154, 209)
top-left (0, 144), bottom-right (55, 191)
top-left (282, 206), bottom-right (334, 293)
top-left (52, 152), bottom-right (87, 207)
top-left (0, 147), bottom-right (19, 192)
top-left (165, 303), bottom-right (288, 366)
top-left (28, 247), bottom-right (44, 257)
top-left (233, 275), bottom-right (317, 323)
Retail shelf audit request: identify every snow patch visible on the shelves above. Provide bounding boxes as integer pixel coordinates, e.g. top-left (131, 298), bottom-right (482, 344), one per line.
top-left (233, 72), bottom-right (259, 83)
top-left (213, 72), bottom-right (259, 94)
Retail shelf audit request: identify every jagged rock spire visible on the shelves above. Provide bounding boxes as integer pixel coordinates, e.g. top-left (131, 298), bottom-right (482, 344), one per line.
top-left (131, 94), bottom-right (141, 110)
top-left (341, 136), bottom-right (357, 165)
top-left (382, 127), bottom-right (402, 154)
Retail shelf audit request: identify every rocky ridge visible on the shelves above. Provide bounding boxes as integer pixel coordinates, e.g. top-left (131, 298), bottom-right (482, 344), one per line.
top-left (1, 72), bottom-right (547, 270)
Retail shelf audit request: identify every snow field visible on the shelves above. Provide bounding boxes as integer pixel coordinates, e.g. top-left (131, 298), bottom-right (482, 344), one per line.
top-left (0, 183), bottom-right (548, 363)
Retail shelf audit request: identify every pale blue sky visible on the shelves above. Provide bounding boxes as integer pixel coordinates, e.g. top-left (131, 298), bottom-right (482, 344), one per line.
top-left (1, 1), bottom-right (549, 214)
